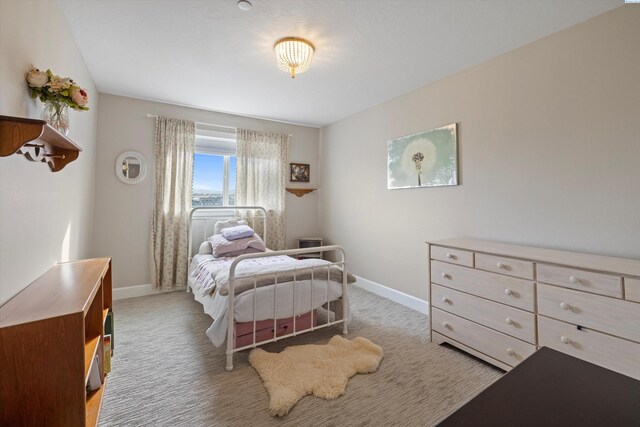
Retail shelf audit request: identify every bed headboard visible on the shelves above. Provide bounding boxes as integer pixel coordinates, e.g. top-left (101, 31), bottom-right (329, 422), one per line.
top-left (187, 206), bottom-right (268, 261)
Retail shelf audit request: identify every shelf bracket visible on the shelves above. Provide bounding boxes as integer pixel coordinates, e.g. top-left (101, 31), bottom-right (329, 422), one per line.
top-left (0, 115), bottom-right (82, 172)
top-left (286, 188), bottom-right (317, 197)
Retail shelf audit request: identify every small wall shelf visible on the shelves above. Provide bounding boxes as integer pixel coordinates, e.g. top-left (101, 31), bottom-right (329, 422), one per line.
top-left (286, 188), bottom-right (317, 197)
top-left (0, 115), bottom-right (81, 172)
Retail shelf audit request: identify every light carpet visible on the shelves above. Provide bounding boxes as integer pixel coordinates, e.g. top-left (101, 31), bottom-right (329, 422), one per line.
top-left (99, 287), bottom-right (502, 426)
top-left (249, 335), bottom-right (384, 416)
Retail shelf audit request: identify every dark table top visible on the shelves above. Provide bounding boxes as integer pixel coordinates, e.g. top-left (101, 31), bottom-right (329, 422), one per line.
top-left (437, 347), bottom-right (640, 427)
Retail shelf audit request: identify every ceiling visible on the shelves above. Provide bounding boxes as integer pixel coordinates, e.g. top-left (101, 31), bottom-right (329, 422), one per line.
top-left (58, 0), bottom-right (619, 127)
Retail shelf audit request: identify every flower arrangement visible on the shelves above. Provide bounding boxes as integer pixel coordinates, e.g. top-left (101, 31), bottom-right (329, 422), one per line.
top-left (26, 66), bottom-right (89, 110)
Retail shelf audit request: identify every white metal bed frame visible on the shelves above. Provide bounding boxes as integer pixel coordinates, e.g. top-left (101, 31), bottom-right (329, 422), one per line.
top-left (187, 206), bottom-right (349, 371)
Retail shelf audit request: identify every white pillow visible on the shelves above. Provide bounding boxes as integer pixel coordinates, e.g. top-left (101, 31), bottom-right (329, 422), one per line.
top-left (198, 241), bottom-right (213, 254)
top-left (213, 219), bottom-right (248, 235)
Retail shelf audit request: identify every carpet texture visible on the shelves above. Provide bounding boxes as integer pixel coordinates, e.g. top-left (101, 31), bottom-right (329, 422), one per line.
top-left (99, 287), bottom-right (502, 426)
top-left (249, 335), bottom-right (383, 416)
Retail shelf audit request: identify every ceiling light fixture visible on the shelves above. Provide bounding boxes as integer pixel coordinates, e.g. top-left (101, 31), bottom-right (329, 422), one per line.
top-left (274, 37), bottom-right (315, 79)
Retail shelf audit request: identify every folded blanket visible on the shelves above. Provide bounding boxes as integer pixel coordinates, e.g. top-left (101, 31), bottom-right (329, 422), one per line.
top-left (190, 256), bottom-right (356, 297)
top-left (221, 225), bottom-right (255, 241)
top-left (208, 233), bottom-right (266, 257)
top-left (191, 254), bottom-right (290, 296)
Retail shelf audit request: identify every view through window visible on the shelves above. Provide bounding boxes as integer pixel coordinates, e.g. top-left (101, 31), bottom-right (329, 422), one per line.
top-left (192, 153), bottom-right (236, 207)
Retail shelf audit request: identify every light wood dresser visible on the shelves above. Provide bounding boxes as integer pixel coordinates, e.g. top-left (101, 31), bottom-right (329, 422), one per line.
top-left (0, 258), bottom-right (113, 426)
top-left (427, 238), bottom-right (640, 379)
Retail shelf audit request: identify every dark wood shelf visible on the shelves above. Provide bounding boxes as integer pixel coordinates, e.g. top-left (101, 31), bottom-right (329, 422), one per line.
top-left (286, 188), bottom-right (317, 197)
top-left (0, 115), bottom-right (82, 172)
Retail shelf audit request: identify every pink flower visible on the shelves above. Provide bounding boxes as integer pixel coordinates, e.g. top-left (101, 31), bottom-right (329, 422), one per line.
top-left (70, 87), bottom-right (89, 106)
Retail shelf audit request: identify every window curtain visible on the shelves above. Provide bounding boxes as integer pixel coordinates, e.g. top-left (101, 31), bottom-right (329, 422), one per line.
top-left (235, 129), bottom-right (289, 250)
top-left (152, 116), bottom-right (195, 291)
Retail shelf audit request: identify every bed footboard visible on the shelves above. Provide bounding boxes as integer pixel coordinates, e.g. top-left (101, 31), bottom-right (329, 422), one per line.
top-left (225, 245), bottom-right (350, 371)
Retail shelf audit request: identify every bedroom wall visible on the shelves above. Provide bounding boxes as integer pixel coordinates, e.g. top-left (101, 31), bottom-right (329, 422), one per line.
top-left (93, 94), bottom-right (320, 288)
top-left (0, 1), bottom-right (99, 305)
top-left (319, 6), bottom-right (640, 301)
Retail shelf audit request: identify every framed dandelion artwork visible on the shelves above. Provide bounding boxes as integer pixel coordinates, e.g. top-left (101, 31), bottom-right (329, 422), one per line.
top-left (387, 123), bottom-right (458, 189)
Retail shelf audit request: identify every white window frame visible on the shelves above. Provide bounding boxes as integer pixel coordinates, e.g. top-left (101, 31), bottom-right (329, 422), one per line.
top-left (193, 129), bottom-right (237, 207)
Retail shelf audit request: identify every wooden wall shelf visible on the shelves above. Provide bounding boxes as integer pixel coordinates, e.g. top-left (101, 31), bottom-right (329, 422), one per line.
top-left (0, 115), bottom-right (82, 172)
top-left (286, 188), bottom-right (317, 197)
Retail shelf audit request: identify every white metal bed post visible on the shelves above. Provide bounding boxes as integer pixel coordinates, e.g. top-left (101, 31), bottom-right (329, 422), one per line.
top-left (326, 265), bottom-right (330, 327)
top-left (341, 250), bottom-right (349, 334)
top-left (226, 266), bottom-right (236, 371)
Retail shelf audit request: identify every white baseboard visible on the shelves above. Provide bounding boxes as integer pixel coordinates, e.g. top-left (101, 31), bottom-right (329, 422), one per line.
top-left (354, 276), bottom-right (429, 314)
top-left (113, 284), bottom-right (155, 300)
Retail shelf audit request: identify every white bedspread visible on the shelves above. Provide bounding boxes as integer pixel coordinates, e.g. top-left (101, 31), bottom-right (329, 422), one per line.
top-left (188, 254), bottom-right (349, 347)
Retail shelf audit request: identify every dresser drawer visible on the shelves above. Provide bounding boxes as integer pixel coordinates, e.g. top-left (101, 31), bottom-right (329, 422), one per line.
top-left (431, 284), bottom-right (536, 343)
top-left (433, 308), bottom-right (536, 367)
top-left (626, 278), bottom-right (640, 303)
top-left (431, 246), bottom-right (474, 267)
top-left (537, 264), bottom-right (622, 298)
top-left (538, 316), bottom-right (640, 380)
top-left (537, 283), bottom-right (640, 343)
top-left (431, 260), bottom-right (535, 311)
top-left (475, 253), bottom-right (534, 279)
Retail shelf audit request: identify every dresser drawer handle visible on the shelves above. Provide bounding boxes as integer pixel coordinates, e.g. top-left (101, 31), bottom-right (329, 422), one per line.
top-left (560, 302), bottom-right (570, 310)
top-left (569, 275), bottom-right (579, 284)
top-left (442, 321), bottom-right (451, 329)
top-left (506, 348), bottom-right (515, 356)
top-left (496, 262), bottom-right (506, 270)
top-left (504, 288), bottom-right (513, 296)
top-left (441, 273), bottom-right (450, 279)
top-left (560, 336), bottom-right (571, 344)
top-left (441, 297), bottom-right (451, 304)
top-left (505, 318), bottom-right (514, 325)
top-left (446, 253), bottom-right (456, 260)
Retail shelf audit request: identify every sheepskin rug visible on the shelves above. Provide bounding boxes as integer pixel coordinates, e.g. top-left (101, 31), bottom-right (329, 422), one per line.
top-left (249, 335), bottom-right (383, 416)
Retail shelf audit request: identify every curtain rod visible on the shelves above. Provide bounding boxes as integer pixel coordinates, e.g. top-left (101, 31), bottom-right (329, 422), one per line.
top-left (146, 114), bottom-right (235, 130)
top-left (146, 114), bottom-right (293, 137)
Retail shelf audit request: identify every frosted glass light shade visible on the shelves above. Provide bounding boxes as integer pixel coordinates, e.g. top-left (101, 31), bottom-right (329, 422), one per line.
top-left (274, 37), bottom-right (315, 79)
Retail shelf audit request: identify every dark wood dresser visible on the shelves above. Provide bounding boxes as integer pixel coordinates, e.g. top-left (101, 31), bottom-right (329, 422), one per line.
top-left (438, 347), bottom-right (640, 426)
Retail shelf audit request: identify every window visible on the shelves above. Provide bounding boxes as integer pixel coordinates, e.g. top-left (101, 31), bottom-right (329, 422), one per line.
top-left (192, 130), bottom-right (236, 207)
